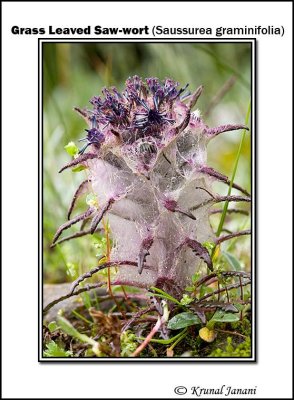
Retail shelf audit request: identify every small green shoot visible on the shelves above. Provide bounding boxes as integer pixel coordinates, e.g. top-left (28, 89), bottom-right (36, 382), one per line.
top-left (57, 314), bottom-right (100, 356)
top-left (43, 340), bottom-right (73, 357)
top-left (47, 321), bottom-right (59, 333)
top-left (180, 294), bottom-right (194, 306)
top-left (120, 331), bottom-right (138, 357)
top-left (72, 165), bottom-right (87, 173)
top-left (64, 141), bottom-right (79, 157)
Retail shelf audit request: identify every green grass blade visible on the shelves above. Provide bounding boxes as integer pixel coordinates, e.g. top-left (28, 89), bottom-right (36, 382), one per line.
top-left (215, 101), bottom-right (251, 238)
top-left (149, 286), bottom-right (182, 305)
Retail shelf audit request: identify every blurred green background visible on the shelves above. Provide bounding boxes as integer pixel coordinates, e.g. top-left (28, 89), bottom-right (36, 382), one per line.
top-left (43, 42), bottom-right (251, 283)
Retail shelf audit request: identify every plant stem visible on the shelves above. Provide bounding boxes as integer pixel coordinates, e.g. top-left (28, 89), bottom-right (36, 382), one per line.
top-left (131, 302), bottom-right (169, 357)
top-left (215, 102), bottom-right (251, 240)
top-left (214, 328), bottom-right (247, 339)
top-left (168, 329), bottom-right (189, 352)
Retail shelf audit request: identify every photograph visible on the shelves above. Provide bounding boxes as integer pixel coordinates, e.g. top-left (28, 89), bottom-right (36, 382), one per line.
top-left (41, 41), bottom-right (253, 360)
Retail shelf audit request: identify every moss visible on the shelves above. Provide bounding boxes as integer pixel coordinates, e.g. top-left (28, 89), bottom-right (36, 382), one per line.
top-left (172, 319), bottom-right (252, 358)
top-left (209, 336), bottom-right (251, 357)
top-left (230, 317), bottom-right (251, 336)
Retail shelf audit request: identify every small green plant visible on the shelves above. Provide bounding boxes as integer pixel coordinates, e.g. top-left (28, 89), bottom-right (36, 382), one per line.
top-left (43, 340), bottom-right (73, 358)
top-left (120, 330), bottom-right (138, 357)
top-left (209, 336), bottom-right (251, 357)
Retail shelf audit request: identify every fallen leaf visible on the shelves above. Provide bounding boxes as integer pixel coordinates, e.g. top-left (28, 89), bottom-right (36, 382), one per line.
top-left (199, 327), bottom-right (217, 342)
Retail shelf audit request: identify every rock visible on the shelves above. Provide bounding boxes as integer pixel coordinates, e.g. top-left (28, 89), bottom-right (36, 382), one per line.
top-left (43, 283), bottom-right (109, 322)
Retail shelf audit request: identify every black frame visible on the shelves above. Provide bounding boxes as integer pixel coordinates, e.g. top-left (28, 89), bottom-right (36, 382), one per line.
top-left (38, 38), bottom-right (256, 362)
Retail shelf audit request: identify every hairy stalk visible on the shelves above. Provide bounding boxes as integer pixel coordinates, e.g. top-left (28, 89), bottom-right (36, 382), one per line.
top-left (214, 229), bottom-right (251, 245)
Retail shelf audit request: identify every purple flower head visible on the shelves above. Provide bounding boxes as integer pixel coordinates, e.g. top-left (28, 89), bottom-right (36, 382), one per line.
top-left (90, 89), bottom-right (129, 128)
top-left (125, 75), bottom-right (143, 98)
top-left (79, 76), bottom-right (190, 173)
top-left (79, 128), bottom-right (105, 154)
top-left (132, 96), bottom-right (175, 135)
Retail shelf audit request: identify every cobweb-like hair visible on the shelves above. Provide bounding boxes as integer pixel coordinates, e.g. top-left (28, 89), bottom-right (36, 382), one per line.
top-left (52, 76), bottom-right (250, 294)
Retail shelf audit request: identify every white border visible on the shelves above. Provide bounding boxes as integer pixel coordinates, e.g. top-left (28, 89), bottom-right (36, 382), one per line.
top-left (2, 1), bottom-right (292, 397)
top-left (38, 38), bottom-right (255, 362)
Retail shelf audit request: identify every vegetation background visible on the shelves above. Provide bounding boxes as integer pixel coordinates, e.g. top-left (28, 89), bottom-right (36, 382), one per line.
top-left (43, 42), bottom-right (251, 284)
